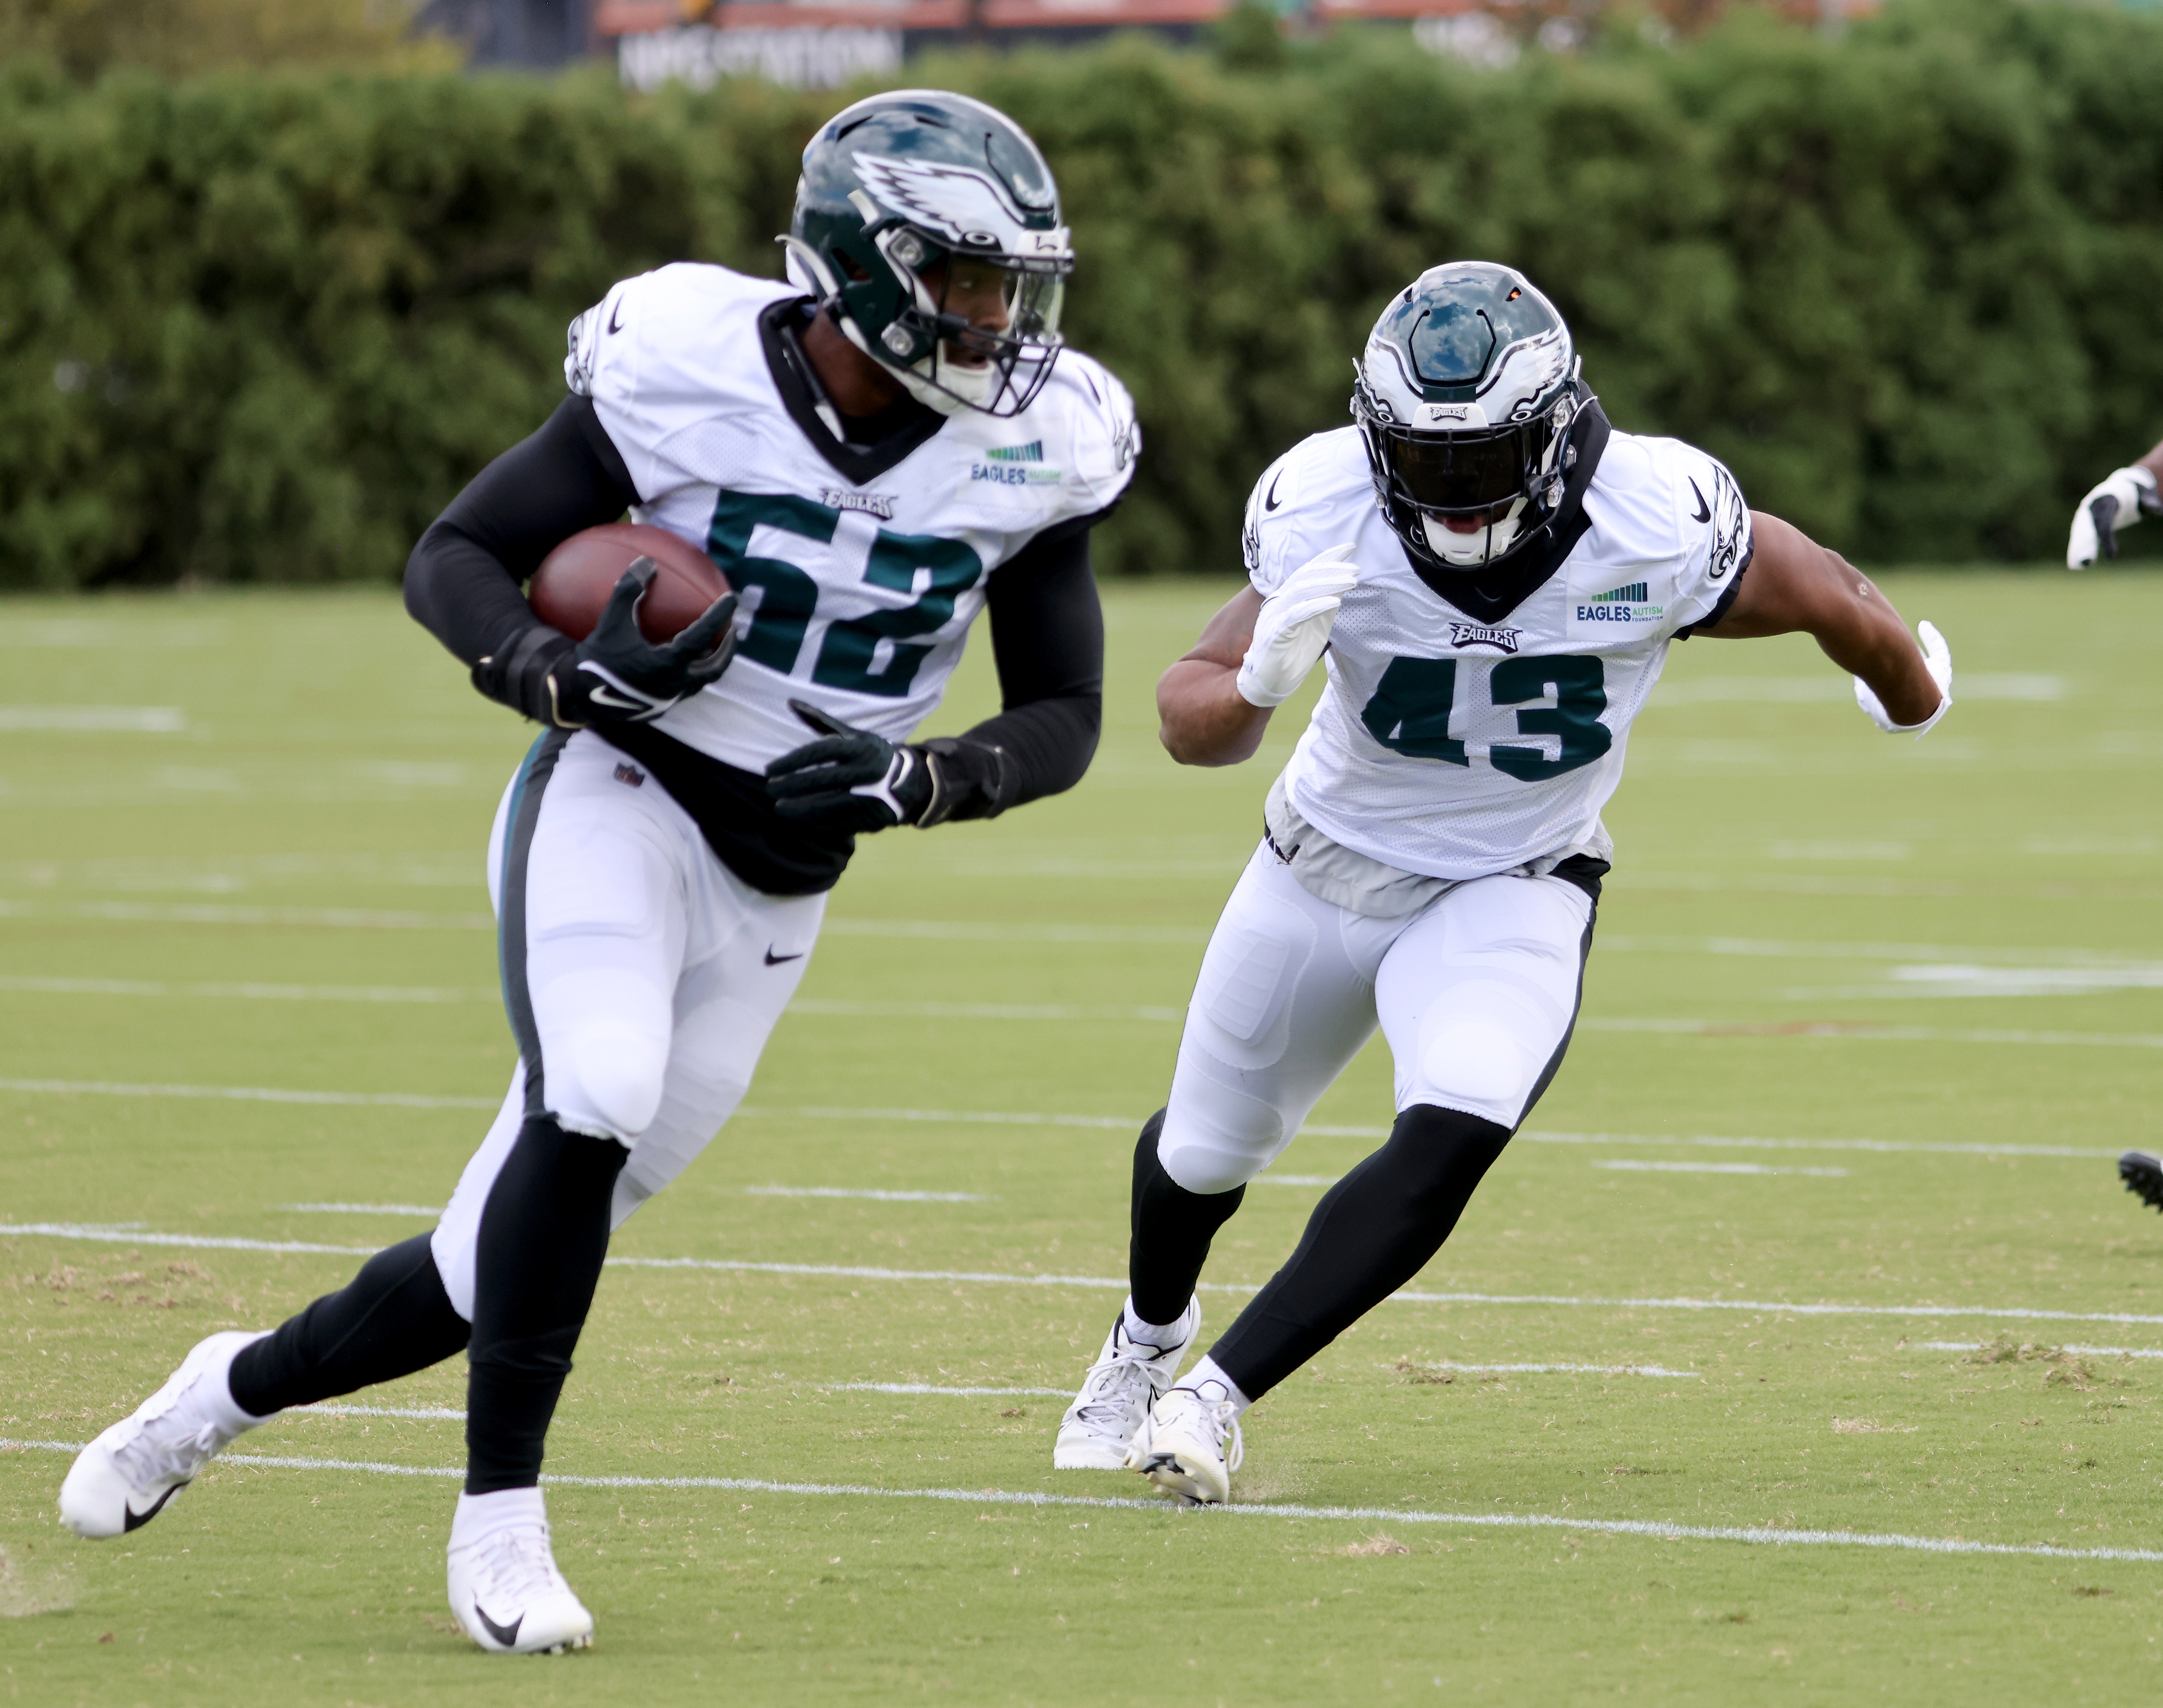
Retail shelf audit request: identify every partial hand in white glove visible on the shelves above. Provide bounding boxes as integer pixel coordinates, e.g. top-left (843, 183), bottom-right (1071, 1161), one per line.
top-left (2067, 466), bottom-right (2160, 568)
top-left (1235, 543), bottom-right (1359, 709)
top-left (1854, 618), bottom-right (1953, 738)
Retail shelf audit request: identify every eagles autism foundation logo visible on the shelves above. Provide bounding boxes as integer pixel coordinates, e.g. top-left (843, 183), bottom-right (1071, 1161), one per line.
top-left (1575, 581), bottom-right (1664, 623)
top-left (971, 440), bottom-right (1061, 487)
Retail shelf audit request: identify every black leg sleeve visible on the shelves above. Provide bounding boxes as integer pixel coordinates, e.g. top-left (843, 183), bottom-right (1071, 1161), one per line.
top-left (1128, 1108), bottom-right (1246, 1327)
top-left (226, 1233), bottom-right (470, 1418)
top-left (464, 1115), bottom-right (627, 1495)
top-left (1207, 1104), bottom-right (1512, 1404)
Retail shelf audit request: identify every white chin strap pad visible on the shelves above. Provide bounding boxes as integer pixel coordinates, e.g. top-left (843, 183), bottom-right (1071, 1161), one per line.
top-left (1422, 500), bottom-right (1527, 567)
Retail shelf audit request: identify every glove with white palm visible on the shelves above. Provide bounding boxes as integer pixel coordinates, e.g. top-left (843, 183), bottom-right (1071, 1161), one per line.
top-left (1235, 543), bottom-right (1359, 709)
top-left (2067, 466), bottom-right (2161, 569)
top-left (1854, 619), bottom-right (1953, 739)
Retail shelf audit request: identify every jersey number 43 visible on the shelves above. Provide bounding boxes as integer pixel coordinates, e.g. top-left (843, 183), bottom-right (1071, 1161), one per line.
top-left (1359, 654), bottom-right (1612, 780)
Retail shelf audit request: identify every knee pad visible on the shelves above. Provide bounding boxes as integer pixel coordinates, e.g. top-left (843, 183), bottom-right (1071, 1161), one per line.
top-left (554, 1022), bottom-right (669, 1141)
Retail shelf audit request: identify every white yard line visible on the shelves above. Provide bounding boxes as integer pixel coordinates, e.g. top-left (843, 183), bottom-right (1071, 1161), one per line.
top-left (10, 1222), bottom-right (2163, 1327)
top-left (1920, 1341), bottom-right (2163, 1360)
top-left (0, 976), bottom-right (486, 1004)
top-left (743, 1187), bottom-right (989, 1203)
top-left (0, 1079), bottom-right (496, 1110)
top-left (1389, 1361), bottom-right (1700, 1379)
top-left (828, 1384), bottom-right (1069, 1397)
top-left (0, 1439), bottom-right (2151, 1565)
top-left (791, 999), bottom-right (1180, 1023)
top-left (0, 706), bottom-right (185, 732)
top-left (284, 1203), bottom-right (442, 1217)
top-left (1579, 1017), bottom-right (2163, 1048)
top-left (294, 1402), bottom-right (465, 1420)
top-left (1592, 1161), bottom-right (1850, 1178)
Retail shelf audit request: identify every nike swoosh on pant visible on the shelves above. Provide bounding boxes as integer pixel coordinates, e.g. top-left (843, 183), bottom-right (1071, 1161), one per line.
top-left (474, 1602), bottom-right (524, 1648)
top-left (764, 949), bottom-right (805, 966)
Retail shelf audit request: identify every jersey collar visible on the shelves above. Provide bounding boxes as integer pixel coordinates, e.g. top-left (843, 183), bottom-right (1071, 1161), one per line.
top-left (1397, 398), bottom-right (1613, 625)
top-left (758, 298), bottom-right (948, 485)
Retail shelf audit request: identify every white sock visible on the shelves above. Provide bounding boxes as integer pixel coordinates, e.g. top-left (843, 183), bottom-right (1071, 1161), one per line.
top-left (1122, 1295), bottom-right (1194, 1350)
top-left (1176, 1355), bottom-right (1251, 1417)
top-left (451, 1485), bottom-right (548, 1548)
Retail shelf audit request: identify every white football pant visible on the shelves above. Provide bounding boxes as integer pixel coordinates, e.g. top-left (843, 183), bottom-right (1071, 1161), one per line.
top-left (1158, 844), bottom-right (1593, 1196)
top-left (432, 731), bottom-right (822, 1319)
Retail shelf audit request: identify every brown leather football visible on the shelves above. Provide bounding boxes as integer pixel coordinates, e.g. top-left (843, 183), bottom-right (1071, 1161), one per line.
top-left (529, 523), bottom-right (730, 644)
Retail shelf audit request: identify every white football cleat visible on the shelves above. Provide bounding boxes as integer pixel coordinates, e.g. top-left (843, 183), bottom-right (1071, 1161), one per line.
top-left (1052, 1299), bottom-right (1198, 1471)
top-left (447, 1502), bottom-right (594, 1655)
top-left (1127, 1384), bottom-right (1243, 1505)
top-left (58, 1330), bottom-right (270, 1539)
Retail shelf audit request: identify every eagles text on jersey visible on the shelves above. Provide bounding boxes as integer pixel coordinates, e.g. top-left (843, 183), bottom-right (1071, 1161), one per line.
top-left (1246, 425), bottom-right (1752, 879)
top-left (565, 262), bottom-right (1137, 773)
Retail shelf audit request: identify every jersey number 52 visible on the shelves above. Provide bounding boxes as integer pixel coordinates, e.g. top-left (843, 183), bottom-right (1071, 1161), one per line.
top-left (1359, 654), bottom-right (1611, 780)
top-left (706, 491), bottom-right (982, 698)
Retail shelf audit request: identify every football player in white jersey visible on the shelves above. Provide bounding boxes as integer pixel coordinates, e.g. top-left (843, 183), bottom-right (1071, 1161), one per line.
top-left (59, 91), bottom-right (1137, 1652)
top-left (2066, 434), bottom-right (2163, 1207)
top-left (2066, 436), bottom-right (2162, 568)
top-left (1053, 262), bottom-right (1951, 1504)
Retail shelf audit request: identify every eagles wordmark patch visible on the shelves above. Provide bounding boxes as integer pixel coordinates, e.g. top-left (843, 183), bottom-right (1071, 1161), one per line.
top-left (1447, 622), bottom-right (1523, 654)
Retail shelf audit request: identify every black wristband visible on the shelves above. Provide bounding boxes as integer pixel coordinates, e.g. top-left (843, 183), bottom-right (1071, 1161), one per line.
top-left (471, 624), bottom-right (574, 725)
top-left (916, 736), bottom-right (1016, 827)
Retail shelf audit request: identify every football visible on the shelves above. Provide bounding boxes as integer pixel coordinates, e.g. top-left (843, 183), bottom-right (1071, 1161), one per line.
top-left (529, 523), bottom-right (731, 644)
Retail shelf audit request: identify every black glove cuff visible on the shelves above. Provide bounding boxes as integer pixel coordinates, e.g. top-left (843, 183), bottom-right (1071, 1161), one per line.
top-left (915, 737), bottom-right (1015, 828)
top-left (471, 624), bottom-right (576, 725)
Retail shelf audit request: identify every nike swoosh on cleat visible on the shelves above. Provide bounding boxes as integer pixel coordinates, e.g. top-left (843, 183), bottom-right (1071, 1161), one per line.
top-left (1688, 479), bottom-right (1711, 524)
top-left (764, 948), bottom-right (804, 966)
top-left (474, 1601), bottom-right (523, 1649)
top-left (123, 1482), bottom-right (184, 1532)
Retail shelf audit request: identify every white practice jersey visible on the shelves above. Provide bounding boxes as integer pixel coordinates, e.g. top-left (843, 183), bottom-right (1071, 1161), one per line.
top-left (1250, 425), bottom-right (1751, 879)
top-left (566, 263), bottom-right (1137, 772)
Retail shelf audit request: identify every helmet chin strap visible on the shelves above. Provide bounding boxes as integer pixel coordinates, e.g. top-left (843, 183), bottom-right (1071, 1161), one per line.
top-left (1422, 499), bottom-right (1528, 568)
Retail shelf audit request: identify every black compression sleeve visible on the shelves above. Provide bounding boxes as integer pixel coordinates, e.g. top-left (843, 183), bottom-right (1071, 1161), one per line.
top-left (923, 513), bottom-right (1105, 822)
top-left (403, 395), bottom-right (639, 720)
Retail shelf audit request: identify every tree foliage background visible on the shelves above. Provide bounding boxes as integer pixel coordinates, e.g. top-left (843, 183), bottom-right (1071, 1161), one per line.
top-left (0, 0), bottom-right (2159, 586)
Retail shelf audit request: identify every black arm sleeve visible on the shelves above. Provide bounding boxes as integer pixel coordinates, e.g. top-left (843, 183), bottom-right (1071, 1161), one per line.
top-left (403, 395), bottom-right (640, 721)
top-left (920, 510), bottom-right (1105, 823)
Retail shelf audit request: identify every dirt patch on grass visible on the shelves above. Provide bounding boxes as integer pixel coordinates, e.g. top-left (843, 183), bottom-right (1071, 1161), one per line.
top-left (1832, 1418), bottom-right (1918, 1434)
top-left (1339, 1535), bottom-right (1411, 1557)
top-left (0, 1545), bottom-right (75, 1617)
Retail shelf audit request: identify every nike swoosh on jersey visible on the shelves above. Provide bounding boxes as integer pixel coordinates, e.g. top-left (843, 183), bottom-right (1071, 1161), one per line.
top-left (1688, 479), bottom-right (1711, 524)
top-left (1265, 469), bottom-right (1285, 511)
top-left (607, 300), bottom-right (624, 336)
top-left (764, 948), bottom-right (805, 966)
top-left (474, 1601), bottom-right (523, 1649)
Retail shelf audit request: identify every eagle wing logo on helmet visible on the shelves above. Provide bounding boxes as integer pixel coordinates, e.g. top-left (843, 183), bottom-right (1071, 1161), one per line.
top-left (853, 153), bottom-right (1039, 248)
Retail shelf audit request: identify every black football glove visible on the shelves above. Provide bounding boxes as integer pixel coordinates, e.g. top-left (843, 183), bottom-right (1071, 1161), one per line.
top-left (765, 700), bottom-right (937, 834)
top-left (545, 560), bottom-right (737, 728)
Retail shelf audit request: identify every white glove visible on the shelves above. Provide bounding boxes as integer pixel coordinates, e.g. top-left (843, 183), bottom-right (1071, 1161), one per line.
top-left (1854, 619), bottom-right (1952, 739)
top-left (1235, 543), bottom-right (1359, 709)
top-left (2067, 466), bottom-right (2159, 568)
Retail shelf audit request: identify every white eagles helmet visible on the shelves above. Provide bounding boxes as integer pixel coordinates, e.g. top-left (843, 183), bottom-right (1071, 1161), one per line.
top-left (1352, 262), bottom-right (1586, 570)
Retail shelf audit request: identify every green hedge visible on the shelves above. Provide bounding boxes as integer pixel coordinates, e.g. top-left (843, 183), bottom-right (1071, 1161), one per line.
top-left (2, 0), bottom-right (2160, 587)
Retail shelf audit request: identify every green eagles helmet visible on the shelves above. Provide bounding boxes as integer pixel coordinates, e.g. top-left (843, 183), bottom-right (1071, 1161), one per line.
top-left (785, 90), bottom-right (1072, 420)
top-left (1352, 262), bottom-right (1586, 570)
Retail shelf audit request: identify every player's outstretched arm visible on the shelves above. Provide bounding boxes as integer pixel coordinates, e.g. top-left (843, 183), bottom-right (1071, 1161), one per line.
top-left (1699, 511), bottom-right (1949, 734)
top-left (2067, 438), bottom-right (2163, 569)
top-left (1158, 587), bottom-right (1272, 766)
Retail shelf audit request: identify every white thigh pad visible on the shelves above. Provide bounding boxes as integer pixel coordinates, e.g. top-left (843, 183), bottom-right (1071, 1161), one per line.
top-left (1377, 873), bottom-right (1591, 1130)
top-left (1160, 849), bottom-right (1381, 1194)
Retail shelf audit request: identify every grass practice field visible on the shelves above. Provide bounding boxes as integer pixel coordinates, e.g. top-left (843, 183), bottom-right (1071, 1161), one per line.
top-left (3, 570), bottom-right (2163, 1705)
